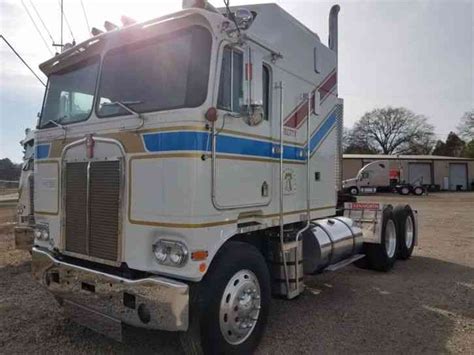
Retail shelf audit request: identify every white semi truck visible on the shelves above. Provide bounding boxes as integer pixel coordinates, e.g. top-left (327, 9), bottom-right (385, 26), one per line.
top-left (14, 128), bottom-right (35, 250)
top-left (31, 1), bottom-right (418, 353)
top-left (343, 160), bottom-right (426, 196)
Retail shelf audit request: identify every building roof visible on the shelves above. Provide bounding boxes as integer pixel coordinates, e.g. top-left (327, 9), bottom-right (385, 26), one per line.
top-left (343, 154), bottom-right (474, 161)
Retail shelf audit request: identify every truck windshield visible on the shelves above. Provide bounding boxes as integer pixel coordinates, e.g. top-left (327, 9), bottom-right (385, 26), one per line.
top-left (97, 25), bottom-right (212, 117)
top-left (39, 57), bottom-right (99, 128)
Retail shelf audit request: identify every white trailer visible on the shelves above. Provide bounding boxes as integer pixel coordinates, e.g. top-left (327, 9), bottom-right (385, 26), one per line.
top-left (30, 1), bottom-right (418, 353)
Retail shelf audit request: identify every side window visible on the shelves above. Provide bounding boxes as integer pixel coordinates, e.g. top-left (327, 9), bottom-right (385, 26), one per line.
top-left (217, 46), bottom-right (243, 112)
top-left (262, 64), bottom-right (271, 121)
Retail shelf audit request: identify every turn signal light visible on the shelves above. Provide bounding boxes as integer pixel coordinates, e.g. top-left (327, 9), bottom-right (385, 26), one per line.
top-left (191, 250), bottom-right (208, 261)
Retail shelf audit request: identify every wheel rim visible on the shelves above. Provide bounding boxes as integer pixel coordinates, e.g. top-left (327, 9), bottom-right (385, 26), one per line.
top-left (351, 188), bottom-right (357, 195)
top-left (405, 215), bottom-right (414, 248)
top-left (402, 187), bottom-right (409, 194)
top-left (219, 269), bottom-right (261, 345)
top-left (385, 219), bottom-right (397, 258)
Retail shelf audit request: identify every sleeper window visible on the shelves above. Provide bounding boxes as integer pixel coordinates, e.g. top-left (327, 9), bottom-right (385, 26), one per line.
top-left (262, 64), bottom-right (271, 120)
top-left (217, 47), bottom-right (243, 112)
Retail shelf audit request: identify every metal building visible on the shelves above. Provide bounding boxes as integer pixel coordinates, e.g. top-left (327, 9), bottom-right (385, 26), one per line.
top-left (343, 154), bottom-right (474, 191)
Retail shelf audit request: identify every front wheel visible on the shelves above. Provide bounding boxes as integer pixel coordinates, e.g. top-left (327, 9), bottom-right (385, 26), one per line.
top-left (349, 186), bottom-right (359, 196)
top-left (180, 241), bottom-right (271, 354)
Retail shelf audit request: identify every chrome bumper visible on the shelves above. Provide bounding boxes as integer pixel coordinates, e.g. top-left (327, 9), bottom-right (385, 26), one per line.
top-left (31, 247), bottom-right (189, 340)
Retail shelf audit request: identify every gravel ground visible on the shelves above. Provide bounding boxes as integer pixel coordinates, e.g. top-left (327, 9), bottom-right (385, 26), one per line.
top-left (0, 192), bottom-right (473, 354)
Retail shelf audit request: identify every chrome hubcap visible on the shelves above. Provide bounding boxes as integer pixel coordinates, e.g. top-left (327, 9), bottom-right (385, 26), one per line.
top-left (405, 216), bottom-right (414, 248)
top-left (385, 219), bottom-right (397, 258)
top-left (219, 270), bottom-right (261, 345)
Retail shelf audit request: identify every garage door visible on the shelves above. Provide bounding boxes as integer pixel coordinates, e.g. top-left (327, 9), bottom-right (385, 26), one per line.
top-left (449, 163), bottom-right (467, 191)
top-left (408, 163), bottom-right (432, 185)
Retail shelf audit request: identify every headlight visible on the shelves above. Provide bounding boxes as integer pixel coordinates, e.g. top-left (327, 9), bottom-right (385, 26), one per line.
top-left (152, 240), bottom-right (188, 267)
top-left (34, 229), bottom-right (42, 239)
top-left (34, 224), bottom-right (50, 241)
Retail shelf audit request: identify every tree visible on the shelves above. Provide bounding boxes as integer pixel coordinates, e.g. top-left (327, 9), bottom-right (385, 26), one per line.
top-left (432, 132), bottom-right (466, 157)
top-left (348, 107), bottom-right (435, 154)
top-left (0, 158), bottom-right (21, 181)
top-left (463, 139), bottom-right (474, 158)
top-left (457, 110), bottom-right (474, 140)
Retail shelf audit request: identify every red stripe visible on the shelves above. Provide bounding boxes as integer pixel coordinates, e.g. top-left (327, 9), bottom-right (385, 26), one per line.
top-left (319, 71), bottom-right (337, 100)
top-left (283, 70), bottom-right (337, 129)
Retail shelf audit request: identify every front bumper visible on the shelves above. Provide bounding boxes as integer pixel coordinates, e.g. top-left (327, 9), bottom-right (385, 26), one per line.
top-left (14, 226), bottom-right (34, 251)
top-left (31, 247), bottom-right (189, 340)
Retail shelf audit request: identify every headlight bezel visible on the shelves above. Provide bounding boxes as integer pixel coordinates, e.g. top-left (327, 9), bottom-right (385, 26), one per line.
top-left (152, 240), bottom-right (188, 267)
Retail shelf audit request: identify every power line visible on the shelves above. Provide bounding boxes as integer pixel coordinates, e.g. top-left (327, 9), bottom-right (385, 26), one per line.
top-left (80, 0), bottom-right (91, 35)
top-left (0, 35), bottom-right (46, 87)
top-left (28, 0), bottom-right (56, 44)
top-left (57, 0), bottom-right (75, 42)
top-left (20, 0), bottom-right (53, 55)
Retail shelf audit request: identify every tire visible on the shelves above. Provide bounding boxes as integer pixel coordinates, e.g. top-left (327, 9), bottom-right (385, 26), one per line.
top-left (365, 206), bottom-right (398, 271)
top-left (180, 241), bottom-right (271, 354)
top-left (393, 205), bottom-right (416, 260)
top-left (398, 186), bottom-right (410, 195)
top-left (412, 186), bottom-right (424, 196)
top-left (349, 186), bottom-right (359, 196)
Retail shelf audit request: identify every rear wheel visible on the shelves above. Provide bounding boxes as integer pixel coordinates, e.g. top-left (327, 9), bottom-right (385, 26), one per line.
top-left (365, 206), bottom-right (398, 271)
top-left (180, 241), bottom-right (270, 354)
top-left (398, 186), bottom-right (410, 195)
top-left (394, 205), bottom-right (416, 259)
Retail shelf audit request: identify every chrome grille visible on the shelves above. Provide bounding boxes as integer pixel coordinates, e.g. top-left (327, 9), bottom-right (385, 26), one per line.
top-left (89, 161), bottom-right (120, 261)
top-left (65, 160), bottom-right (121, 262)
top-left (65, 163), bottom-right (88, 254)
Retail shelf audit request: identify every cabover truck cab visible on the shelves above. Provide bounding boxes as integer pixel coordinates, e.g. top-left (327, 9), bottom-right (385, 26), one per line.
top-left (31, 1), bottom-right (418, 353)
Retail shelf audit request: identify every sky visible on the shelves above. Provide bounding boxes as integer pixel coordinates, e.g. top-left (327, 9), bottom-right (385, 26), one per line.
top-left (1, 0), bottom-right (473, 162)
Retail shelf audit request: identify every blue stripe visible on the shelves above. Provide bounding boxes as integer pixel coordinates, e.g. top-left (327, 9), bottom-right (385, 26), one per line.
top-left (310, 111), bottom-right (337, 152)
top-left (143, 113), bottom-right (337, 161)
top-left (35, 144), bottom-right (50, 159)
top-left (143, 131), bottom-right (306, 161)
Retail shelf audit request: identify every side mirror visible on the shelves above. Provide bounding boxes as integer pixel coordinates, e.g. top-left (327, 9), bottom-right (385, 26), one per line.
top-left (241, 45), bottom-right (264, 126)
top-left (242, 105), bottom-right (264, 126)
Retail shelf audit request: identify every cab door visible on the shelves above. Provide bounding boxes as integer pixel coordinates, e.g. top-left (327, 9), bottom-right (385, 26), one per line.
top-left (213, 44), bottom-right (273, 209)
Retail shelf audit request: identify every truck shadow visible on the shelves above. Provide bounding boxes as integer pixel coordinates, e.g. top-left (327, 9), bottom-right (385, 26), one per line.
top-left (260, 255), bottom-right (473, 354)
top-left (1, 255), bottom-right (471, 354)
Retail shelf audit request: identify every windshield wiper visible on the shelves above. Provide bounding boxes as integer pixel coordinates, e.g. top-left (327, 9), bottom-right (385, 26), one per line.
top-left (42, 116), bottom-right (67, 130)
top-left (102, 101), bottom-right (142, 117)
top-left (102, 100), bottom-right (145, 131)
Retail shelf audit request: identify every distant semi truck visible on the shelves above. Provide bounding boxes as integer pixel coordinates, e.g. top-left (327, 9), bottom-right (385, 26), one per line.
top-left (343, 160), bottom-right (425, 196)
top-left (14, 128), bottom-right (35, 250)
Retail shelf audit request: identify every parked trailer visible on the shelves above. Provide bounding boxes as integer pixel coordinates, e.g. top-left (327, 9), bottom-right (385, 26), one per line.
top-left (30, 1), bottom-right (418, 353)
top-left (342, 160), bottom-right (426, 196)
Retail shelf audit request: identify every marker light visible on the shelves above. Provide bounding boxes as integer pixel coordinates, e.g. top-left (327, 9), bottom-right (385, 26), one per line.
top-left (205, 107), bottom-right (218, 122)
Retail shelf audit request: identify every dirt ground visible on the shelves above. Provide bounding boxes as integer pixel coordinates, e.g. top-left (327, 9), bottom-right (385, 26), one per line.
top-left (0, 193), bottom-right (473, 354)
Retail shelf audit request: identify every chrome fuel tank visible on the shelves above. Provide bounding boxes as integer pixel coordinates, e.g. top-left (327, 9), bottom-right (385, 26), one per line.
top-left (302, 217), bottom-right (363, 274)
